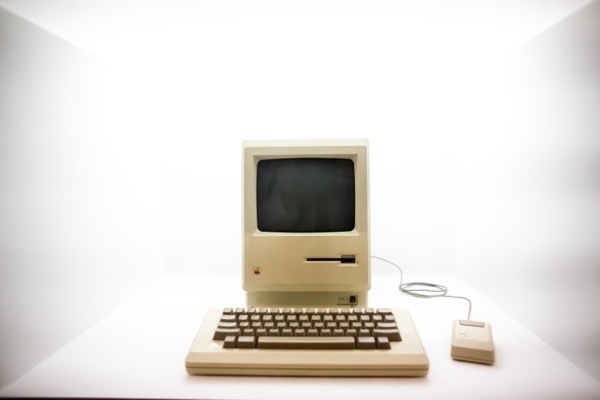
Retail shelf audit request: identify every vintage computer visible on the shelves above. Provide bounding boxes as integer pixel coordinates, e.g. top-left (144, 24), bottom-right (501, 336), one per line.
top-left (185, 139), bottom-right (429, 377)
top-left (242, 139), bottom-right (370, 307)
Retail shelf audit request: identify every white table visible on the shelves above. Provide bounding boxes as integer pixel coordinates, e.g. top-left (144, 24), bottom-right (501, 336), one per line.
top-left (2, 274), bottom-right (599, 399)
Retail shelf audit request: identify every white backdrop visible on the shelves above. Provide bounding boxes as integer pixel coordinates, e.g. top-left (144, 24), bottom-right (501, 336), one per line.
top-left (1, 1), bottom-right (590, 278)
top-left (1, 0), bottom-right (598, 388)
top-left (91, 1), bottom-right (579, 275)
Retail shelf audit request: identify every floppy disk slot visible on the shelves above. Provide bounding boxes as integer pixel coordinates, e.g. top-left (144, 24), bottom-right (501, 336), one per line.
top-left (306, 256), bottom-right (356, 264)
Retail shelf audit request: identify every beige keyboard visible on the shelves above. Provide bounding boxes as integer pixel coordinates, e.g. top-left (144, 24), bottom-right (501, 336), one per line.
top-left (185, 307), bottom-right (429, 377)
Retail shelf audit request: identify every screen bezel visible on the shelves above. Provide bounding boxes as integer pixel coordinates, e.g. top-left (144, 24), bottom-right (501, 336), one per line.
top-left (255, 157), bottom-right (356, 234)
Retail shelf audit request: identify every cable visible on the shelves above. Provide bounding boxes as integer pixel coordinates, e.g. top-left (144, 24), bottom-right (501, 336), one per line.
top-left (371, 255), bottom-right (472, 321)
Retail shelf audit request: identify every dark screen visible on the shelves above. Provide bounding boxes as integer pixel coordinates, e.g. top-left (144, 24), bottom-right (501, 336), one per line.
top-left (256, 158), bottom-right (355, 233)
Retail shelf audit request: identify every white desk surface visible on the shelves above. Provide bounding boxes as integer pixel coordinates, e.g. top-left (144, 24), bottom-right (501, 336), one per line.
top-left (2, 273), bottom-right (599, 400)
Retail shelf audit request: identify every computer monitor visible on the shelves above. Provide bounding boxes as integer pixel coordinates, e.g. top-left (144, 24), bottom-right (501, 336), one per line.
top-left (242, 139), bottom-right (370, 307)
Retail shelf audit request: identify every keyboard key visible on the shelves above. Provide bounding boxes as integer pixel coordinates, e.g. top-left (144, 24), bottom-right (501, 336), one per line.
top-left (237, 336), bottom-right (256, 348)
top-left (357, 337), bottom-right (376, 349)
top-left (373, 329), bottom-right (401, 341)
top-left (220, 314), bottom-right (236, 322)
top-left (377, 322), bottom-right (398, 329)
top-left (256, 328), bottom-right (267, 337)
top-left (257, 336), bottom-right (356, 349)
top-left (213, 328), bottom-right (241, 340)
top-left (223, 336), bottom-right (237, 348)
top-left (376, 336), bottom-right (391, 349)
top-left (299, 315), bottom-right (310, 322)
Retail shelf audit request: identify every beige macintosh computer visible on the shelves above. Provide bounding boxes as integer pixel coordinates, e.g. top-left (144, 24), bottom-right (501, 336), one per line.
top-left (185, 139), bottom-right (494, 376)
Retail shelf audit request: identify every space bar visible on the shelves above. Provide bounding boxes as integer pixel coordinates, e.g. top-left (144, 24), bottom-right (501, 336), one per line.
top-left (257, 336), bottom-right (356, 349)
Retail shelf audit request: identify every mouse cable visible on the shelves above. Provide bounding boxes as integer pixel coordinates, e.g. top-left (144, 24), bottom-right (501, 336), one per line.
top-left (371, 255), bottom-right (472, 321)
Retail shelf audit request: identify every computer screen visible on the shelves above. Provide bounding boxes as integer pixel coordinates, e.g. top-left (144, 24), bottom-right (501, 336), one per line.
top-left (242, 139), bottom-right (370, 307)
top-left (256, 158), bottom-right (355, 233)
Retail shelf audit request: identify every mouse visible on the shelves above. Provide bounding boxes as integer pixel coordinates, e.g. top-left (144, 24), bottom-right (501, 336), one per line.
top-left (451, 319), bottom-right (495, 365)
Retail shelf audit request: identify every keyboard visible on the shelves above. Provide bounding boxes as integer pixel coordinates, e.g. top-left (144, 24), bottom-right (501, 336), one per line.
top-left (185, 307), bottom-right (429, 377)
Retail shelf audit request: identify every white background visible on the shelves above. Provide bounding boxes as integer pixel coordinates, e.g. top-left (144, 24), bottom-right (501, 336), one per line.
top-left (0, 0), bottom-right (598, 389)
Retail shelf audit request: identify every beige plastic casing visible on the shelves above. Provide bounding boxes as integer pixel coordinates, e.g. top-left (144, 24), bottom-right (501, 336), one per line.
top-left (451, 320), bottom-right (495, 365)
top-left (185, 308), bottom-right (429, 377)
top-left (242, 139), bottom-right (370, 307)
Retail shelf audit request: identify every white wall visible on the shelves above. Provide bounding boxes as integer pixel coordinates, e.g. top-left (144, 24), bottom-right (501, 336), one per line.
top-left (141, 5), bottom-right (469, 275)
top-left (1, 2), bottom-right (589, 279)
top-left (2, 0), bottom-right (598, 387)
top-left (455, 0), bottom-right (600, 381)
top-left (0, 8), bottom-right (162, 388)
top-left (78, 1), bottom-right (583, 277)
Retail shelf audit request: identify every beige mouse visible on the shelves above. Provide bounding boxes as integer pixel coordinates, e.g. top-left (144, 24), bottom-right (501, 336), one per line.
top-left (451, 320), bottom-right (495, 365)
